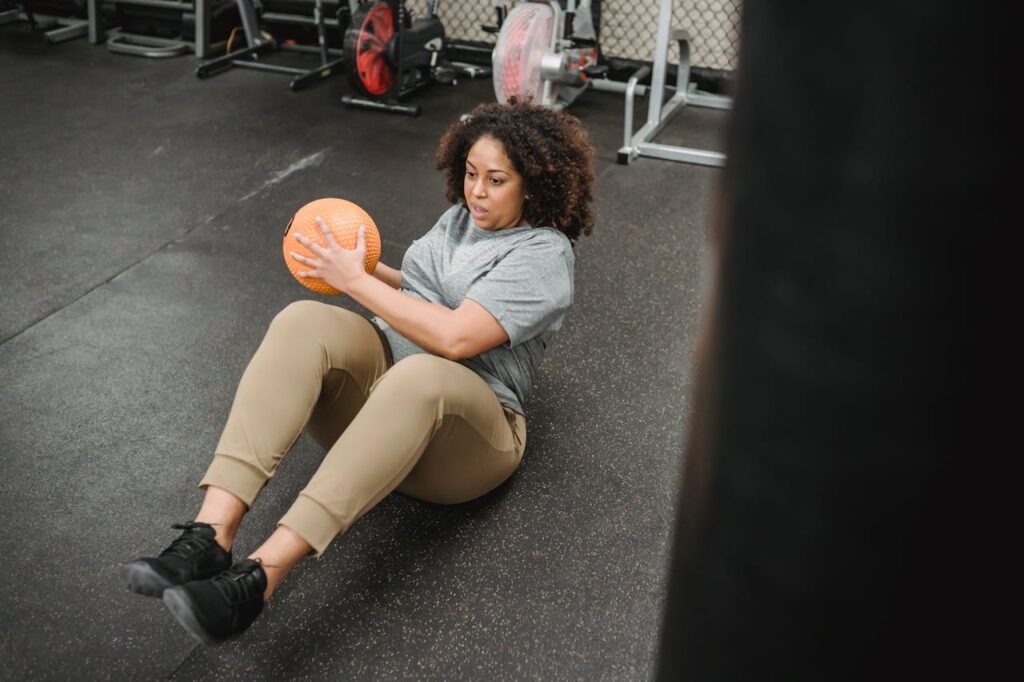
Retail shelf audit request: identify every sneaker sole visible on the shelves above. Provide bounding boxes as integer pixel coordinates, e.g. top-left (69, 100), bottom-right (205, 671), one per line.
top-left (162, 587), bottom-right (222, 646)
top-left (121, 562), bottom-right (173, 598)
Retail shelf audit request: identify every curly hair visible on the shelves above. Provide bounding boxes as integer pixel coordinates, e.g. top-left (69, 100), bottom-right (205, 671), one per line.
top-left (435, 100), bottom-right (595, 242)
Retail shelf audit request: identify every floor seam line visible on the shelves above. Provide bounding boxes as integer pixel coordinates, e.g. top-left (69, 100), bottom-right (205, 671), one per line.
top-left (166, 643), bottom-right (201, 680)
top-left (0, 216), bottom-right (214, 348)
top-left (0, 223), bottom-right (412, 350)
top-left (0, 143), bottom-right (347, 349)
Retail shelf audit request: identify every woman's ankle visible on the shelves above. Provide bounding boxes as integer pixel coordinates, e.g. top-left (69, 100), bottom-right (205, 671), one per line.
top-left (248, 526), bottom-right (313, 600)
top-left (192, 518), bottom-right (237, 552)
top-left (195, 486), bottom-right (248, 551)
top-left (249, 559), bottom-right (288, 600)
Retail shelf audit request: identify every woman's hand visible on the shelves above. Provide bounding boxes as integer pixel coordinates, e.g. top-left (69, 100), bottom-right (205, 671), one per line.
top-left (291, 217), bottom-right (370, 294)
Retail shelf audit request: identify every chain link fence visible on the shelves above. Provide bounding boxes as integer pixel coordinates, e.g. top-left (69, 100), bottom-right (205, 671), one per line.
top-left (409, 0), bottom-right (741, 71)
top-left (406, 0), bottom-right (491, 42)
top-left (601, 0), bottom-right (741, 70)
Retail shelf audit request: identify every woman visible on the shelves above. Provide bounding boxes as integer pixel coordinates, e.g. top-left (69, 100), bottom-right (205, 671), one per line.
top-left (122, 101), bottom-right (596, 644)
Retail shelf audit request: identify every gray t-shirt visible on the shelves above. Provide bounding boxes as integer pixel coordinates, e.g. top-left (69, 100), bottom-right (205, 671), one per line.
top-left (373, 204), bottom-right (575, 415)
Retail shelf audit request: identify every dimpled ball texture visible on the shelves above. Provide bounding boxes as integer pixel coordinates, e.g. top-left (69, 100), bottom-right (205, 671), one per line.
top-left (283, 198), bottom-right (381, 295)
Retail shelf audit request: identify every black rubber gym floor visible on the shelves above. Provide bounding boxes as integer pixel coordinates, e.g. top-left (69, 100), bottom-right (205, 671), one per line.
top-left (0, 24), bottom-right (726, 680)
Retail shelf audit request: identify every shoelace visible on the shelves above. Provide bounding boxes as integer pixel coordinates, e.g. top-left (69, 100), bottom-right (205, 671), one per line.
top-left (159, 522), bottom-right (215, 560)
top-left (211, 559), bottom-right (264, 606)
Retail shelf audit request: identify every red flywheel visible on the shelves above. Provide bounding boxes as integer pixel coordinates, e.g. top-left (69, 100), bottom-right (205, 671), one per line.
top-left (344, 1), bottom-right (396, 96)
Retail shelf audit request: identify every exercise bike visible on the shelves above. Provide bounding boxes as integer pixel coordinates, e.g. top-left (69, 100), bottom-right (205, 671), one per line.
top-left (341, 0), bottom-right (455, 116)
top-left (490, 0), bottom-right (610, 109)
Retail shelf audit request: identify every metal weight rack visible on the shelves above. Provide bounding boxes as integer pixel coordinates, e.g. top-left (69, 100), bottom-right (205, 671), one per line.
top-left (0, 2), bottom-right (88, 43)
top-left (86, 0), bottom-right (215, 58)
top-left (617, 0), bottom-right (732, 167)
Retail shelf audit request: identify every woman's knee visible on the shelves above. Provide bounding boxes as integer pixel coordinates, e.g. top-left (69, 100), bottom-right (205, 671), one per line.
top-left (374, 354), bottom-right (451, 403)
top-left (267, 301), bottom-right (370, 349)
top-left (269, 300), bottom-right (335, 333)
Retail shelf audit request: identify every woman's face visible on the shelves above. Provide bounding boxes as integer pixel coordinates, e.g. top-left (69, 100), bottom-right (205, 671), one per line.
top-left (463, 136), bottom-right (527, 231)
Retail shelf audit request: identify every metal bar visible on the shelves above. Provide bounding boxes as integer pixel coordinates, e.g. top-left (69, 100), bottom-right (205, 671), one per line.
top-left (450, 61), bottom-right (490, 78)
top-left (342, 94), bottom-right (420, 116)
top-left (261, 12), bottom-right (341, 28)
top-left (313, 0), bottom-right (328, 64)
top-left (29, 15), bottom-right (58, 30)
top-left (230, 60), bottom-right (310, 75)
top-left (280, 44), bottom-right (344, 57)
top-left (622, 65), bottom-right (651, 151)
top-left (236, 0), bottom-right (264, 47)
top-left (448, 41), bottom-right (492, 56)
top-left (87, 0), bottom-right (99, 44)
top-left (688, 92), bottom-right (732, 110)
top-left (6, 12), bottom-right (88, 43)
top-left (673, 29), bottom-right (690, 95)
top-left (626, 119), bottom-right (657, 152)
top-left (106, 0), bottom-right (191, 10)
top-left (289, 56), bottom-right (345, 90)
top-left (644, 90), bottom-right (689, 145)
top-left (43, 19), bottom-right (89, 44)
top-left (195, 0), bottom-right (208, 57)
top-left (106, 31), bottom-right (190, 57)
top-left (636, 142), bottom-right (725, 167)
top-left (645, 0), bottom-right (674, 127)
top-left (106, 31), bottom-right (189, 47)
top-left (196, 42), bottom-right (267, 77)
top-left (632, 81), bottom-right (730, 109)
top-left (589, 78), bottom-right (647, 97)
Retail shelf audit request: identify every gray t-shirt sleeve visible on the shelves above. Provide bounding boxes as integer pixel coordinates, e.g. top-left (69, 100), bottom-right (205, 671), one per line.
top-left (464, 233), bottom-right (573, 347)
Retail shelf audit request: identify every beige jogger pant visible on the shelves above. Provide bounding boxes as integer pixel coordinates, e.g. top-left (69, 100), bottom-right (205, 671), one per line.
top-left (199, 300), bottom-right (527, 556)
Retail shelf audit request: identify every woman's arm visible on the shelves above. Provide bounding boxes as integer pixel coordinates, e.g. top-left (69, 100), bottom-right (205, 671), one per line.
top-left (292, 224), bottom-right (507, 360)
top-left (371, 262), bottom-right (401, 289)
top-left (346, 275), bottom-right (507, 360)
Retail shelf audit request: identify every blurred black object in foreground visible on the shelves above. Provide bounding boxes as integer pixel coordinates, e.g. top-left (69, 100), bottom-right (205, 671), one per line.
top-left (656, 3), bottom-right (1009, 680)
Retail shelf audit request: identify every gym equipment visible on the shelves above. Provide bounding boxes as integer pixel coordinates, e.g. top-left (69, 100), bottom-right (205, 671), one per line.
top-left (0, 0), bottom-right (88, 43)
top-left (283, 198), bottom-right (382, 295)
top-left (196, 0), bottom-right (350, 91)
top-left (616, 0), bottom-right (731, 167)
top-left (86, 0), bottom-right (235, 58)
top-left (491, 0), bottom-right (638, 109)
top-left (341, 0), bottom-right (455, 116)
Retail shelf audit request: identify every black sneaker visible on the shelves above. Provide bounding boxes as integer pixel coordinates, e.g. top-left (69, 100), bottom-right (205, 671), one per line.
top-left (121, 522), bottom-right (232, 597)
top-left (161, 558), bottom-right (267, 645)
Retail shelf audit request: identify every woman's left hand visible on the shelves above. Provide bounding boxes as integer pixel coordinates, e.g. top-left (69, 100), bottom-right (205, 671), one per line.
top-left (291, 217), bottom-right (369, 293)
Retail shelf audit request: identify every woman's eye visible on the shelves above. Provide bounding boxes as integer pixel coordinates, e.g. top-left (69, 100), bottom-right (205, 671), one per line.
top-left (465, 171), bottom-right (476, 179)
top-left (490, 178), bottom-right (502, 185)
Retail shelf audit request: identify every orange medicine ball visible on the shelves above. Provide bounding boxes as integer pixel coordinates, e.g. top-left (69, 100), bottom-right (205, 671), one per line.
top-left (283, 198), bottom-right (382, 295)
